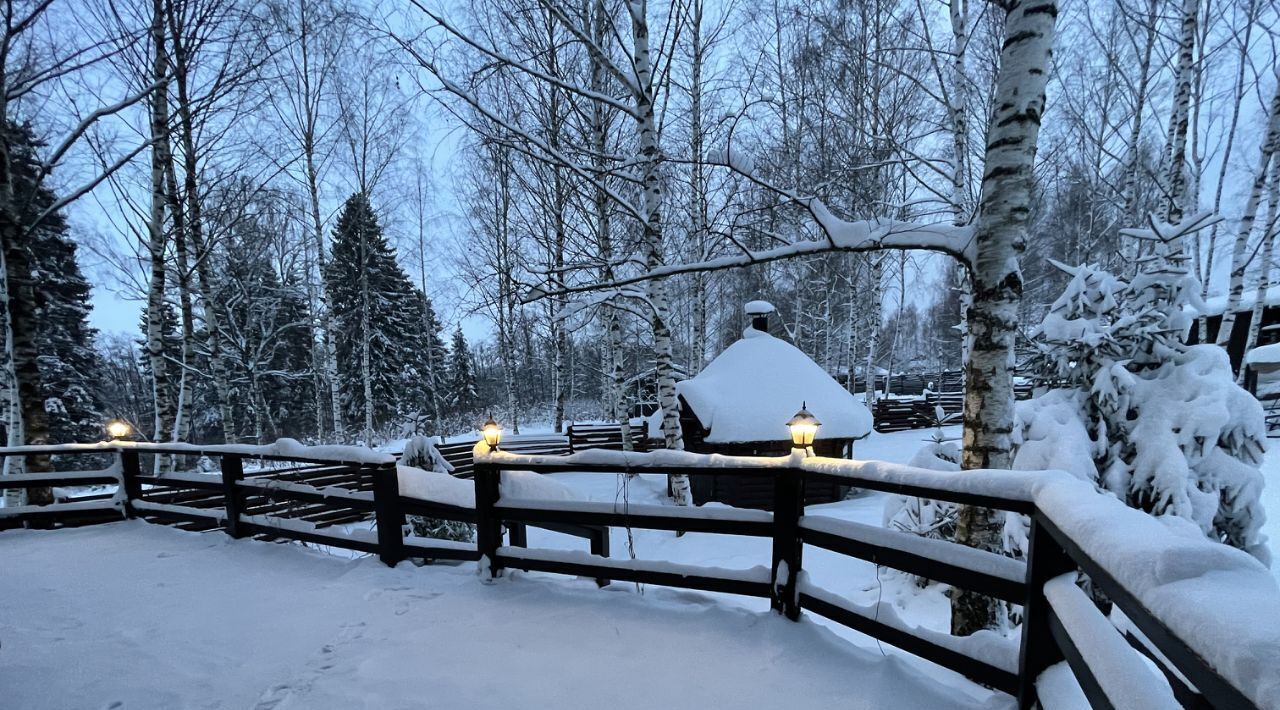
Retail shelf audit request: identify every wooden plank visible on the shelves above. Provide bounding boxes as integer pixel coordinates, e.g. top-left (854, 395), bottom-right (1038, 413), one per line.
top-left (800, 591), bottom-right (1019, 696)
top-left (1047, 608), bottom-right (1115, 710)
top-left (0, 473), bottom-right (121, 489)
top-left (235, 478), bottom-right (376, 512)
top-left (399, 497), bottom-right (477, 523)
top-left (800, 525), bottom-right (1025, 603)
top-left (1036, 513), bottom-right (1256, 710)
top-left (401, 539), bottom-right (480, 561)
top-left (237, 520), bottom-right (381, 554)
top-left (143, 474), bottom-right (225, 492)
top-left (495, 504), bottom-right (774, 538)
top-left (1123, 631), bottom-right (1213, 710)
top-left (494, 551), bottom-right (772, 598)
top-left (803, 470), bottom-right (1034, 514)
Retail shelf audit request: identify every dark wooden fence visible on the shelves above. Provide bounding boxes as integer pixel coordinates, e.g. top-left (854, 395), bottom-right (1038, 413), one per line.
top-left (0, 444), bottom-right (1263, 709)
top-left (430, 423), bottom-right (650, 477)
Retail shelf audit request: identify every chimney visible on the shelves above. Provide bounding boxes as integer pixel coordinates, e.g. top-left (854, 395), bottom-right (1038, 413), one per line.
top-left (745, 300), bottom-right (775, 333)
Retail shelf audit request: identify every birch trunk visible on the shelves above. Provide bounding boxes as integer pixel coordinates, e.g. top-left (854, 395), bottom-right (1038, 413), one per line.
top-left (1120, 0), bottom-right (1159, 270)
top-left (953, 0), bottom-right (1057, 636)
top-left (295, 1), bottom-right (345, 442)
top-left (689, 0), bottom-right (709, 375)
top-left (864, 253), bottom-right (883, 405)
top-left (146, 0), bottom-right (176, 471)
top-left (167, 10), bottom-right (238, 445)
top-left (1240, 160), bottom-right (1280, 378)
top-left (1162, 0), bottom-right (1198, 234)
top-left (628, 0), bottom-right (689, 504)
top-left (1199, 0), bottom-right (1259, 341)
top-left (306, 148), bottom-right (345, 441)
top-left (586, 0), bottom-right (630, 445)
top-left (168, 164), bottom-right (194, 446)
top-left (1217, 83), bottom-right (1280, 345)
top-left (0, 238), bottom-right (22, 505)
top-left (947, 0), bottom-right (970, 223)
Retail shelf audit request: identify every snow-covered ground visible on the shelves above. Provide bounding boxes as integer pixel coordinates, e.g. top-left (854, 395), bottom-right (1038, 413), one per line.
top-left (1, 521), bottom-right (1003, 710)
top-left (3, 425), bottom-right (1278, 708)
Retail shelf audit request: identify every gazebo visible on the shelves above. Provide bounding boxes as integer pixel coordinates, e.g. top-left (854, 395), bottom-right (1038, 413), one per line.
top-left (653, 301), bottom-right (873, 509)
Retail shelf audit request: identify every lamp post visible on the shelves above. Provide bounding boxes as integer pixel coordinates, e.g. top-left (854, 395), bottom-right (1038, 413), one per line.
top-left (787, 403), bottom-right (820, 457)
top-left (481, 413), bottom-right (503, 450)
top-left (105, 419), bottom-right (133, 441)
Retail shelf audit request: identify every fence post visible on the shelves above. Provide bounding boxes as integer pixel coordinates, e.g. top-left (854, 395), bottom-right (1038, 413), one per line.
top-left (373, 463), bottom-right (406, 567)
top-left (220, 454), bottom-right (245, 539)
top-left (474, 461), bottom-right (503, 580)
top-left (590, 526), bottom-right (611, 588)
top-left (119, 449), bottom-right (142, 519)
top-left (771, 468), bottom-right (804, 621)
top-left (1016, 514), bottom-right (1077, 709)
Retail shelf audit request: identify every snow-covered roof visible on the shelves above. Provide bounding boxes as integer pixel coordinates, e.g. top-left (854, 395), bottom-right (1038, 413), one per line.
top-left (1198, 286), bottom-right (1280, 316)
top-left (666, 328), bottom-right (873, 443)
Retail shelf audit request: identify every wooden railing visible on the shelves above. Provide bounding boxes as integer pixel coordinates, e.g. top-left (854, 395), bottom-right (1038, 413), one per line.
top-left (1, 444), bottom-right (1270, 709)
top-left (473, 453), bottom-right (1268, 710)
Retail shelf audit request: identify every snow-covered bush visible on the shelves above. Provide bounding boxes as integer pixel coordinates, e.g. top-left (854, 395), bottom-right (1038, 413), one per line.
top-left (1020, 257), bottom-right (1269, 563)
top-left (883, 437), bottom-right (960, 550)
top-left (401, 436), bottom-right (473, 544)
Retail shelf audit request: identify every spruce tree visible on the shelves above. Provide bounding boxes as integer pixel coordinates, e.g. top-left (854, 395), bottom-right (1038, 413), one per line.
top-left (447, 327), bottom-right (478, 416)
top-left (3, 124), bottom-right (105, 468)
top-left (324, 193), bottom-right (431, 441)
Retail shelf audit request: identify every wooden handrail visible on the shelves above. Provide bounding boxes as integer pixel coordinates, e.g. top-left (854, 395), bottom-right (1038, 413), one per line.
top-left (0, 445), bottom-right (1265, 709)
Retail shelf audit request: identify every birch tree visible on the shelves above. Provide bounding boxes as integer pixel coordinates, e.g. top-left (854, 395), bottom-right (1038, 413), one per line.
top-left (524, 0), bottom-right (1058, 632)
top-left (1217, 76), bottom-right (1280, 345)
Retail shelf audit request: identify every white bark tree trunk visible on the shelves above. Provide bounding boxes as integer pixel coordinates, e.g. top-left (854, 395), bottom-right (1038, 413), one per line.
top-left (953, 0), bottom-right (1057, 636)
top-left (147, 0), bottom-right (176, 472)
top-left (1217, 82), bottom-right (1280, 345)
top-left (1199, 0), bottom-right (1258, 340)
top-left (1162, 0), bottom-right (1198, 235)
top-left (1120, 0), bottom-right (1160, 270)
top-left (628, 0), bottom-right (689, 504)
top-left (1240, 159), bottom-right (1280, 377)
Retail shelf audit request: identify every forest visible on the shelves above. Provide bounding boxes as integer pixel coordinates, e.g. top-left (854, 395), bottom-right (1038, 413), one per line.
top-left (0, 0), bottom-right (1278, 640)
top-left (4, 0), bottom-right (1273, 450)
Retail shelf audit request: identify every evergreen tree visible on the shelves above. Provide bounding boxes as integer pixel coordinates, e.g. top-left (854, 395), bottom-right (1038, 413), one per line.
top-left (400, 290), bottom-right (449, 435)
top-left (1021, 218), bottom-right (1269, 562)
top-left (2, 124), bottom-right (105, 467)
top-left (136, 304), bottom-right (182, 440)
top-left (447, 327), bottom-right (478, 416)
top-left (324, 193), bottom-right (431, 441)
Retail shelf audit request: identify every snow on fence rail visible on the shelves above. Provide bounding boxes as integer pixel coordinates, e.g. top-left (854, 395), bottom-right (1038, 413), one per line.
top-left (1, 442), bottom-right (1276, 709)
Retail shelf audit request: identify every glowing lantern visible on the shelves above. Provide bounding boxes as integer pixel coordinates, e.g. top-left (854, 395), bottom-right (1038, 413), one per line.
top-left (786, 403), bottom-right (820, 453)
top-left (481, 414), bottom-right (503, 449)
top-left (106, 419), bottom-right (133, 441)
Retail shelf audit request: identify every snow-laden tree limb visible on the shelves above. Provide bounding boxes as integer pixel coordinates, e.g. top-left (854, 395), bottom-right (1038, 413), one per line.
top-left (523, 206), bottom-right (973, 301)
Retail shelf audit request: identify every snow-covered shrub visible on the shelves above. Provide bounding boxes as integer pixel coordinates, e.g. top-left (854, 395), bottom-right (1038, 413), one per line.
top-left (401, 436), bottom-right (473, 544)
top-left (884, 438), bottom-right (960, 543)
top-left (1021, 258), bottom-right (1269, 563)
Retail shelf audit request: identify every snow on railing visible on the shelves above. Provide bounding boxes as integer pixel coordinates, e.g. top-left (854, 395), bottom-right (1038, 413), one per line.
top-left (3, 442), bottom-right (1276, 708)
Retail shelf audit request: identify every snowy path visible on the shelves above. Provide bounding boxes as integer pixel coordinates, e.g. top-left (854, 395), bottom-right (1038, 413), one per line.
top-left (0, 521), bottom-right (1007, 710)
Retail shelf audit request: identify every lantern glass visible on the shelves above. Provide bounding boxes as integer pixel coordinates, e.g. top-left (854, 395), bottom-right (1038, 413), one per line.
top-left (481, 414), bottom-right (502, 449)
top-left (106, 419), bottom-right (132, 440)
top-left (786, 403), bottom-right (821, 450)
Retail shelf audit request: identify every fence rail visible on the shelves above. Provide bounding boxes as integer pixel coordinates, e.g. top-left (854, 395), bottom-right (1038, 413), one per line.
top-left (0, 443), bottom-right (1267, 710)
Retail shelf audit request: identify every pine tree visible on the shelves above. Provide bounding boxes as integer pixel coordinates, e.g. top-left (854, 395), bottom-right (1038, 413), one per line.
top-left (324, 193), bottom-right (431, 442)
top-left (2, 124), bottom-right (105, 469)
top-left (447, 327), bottom-right (478, 416)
